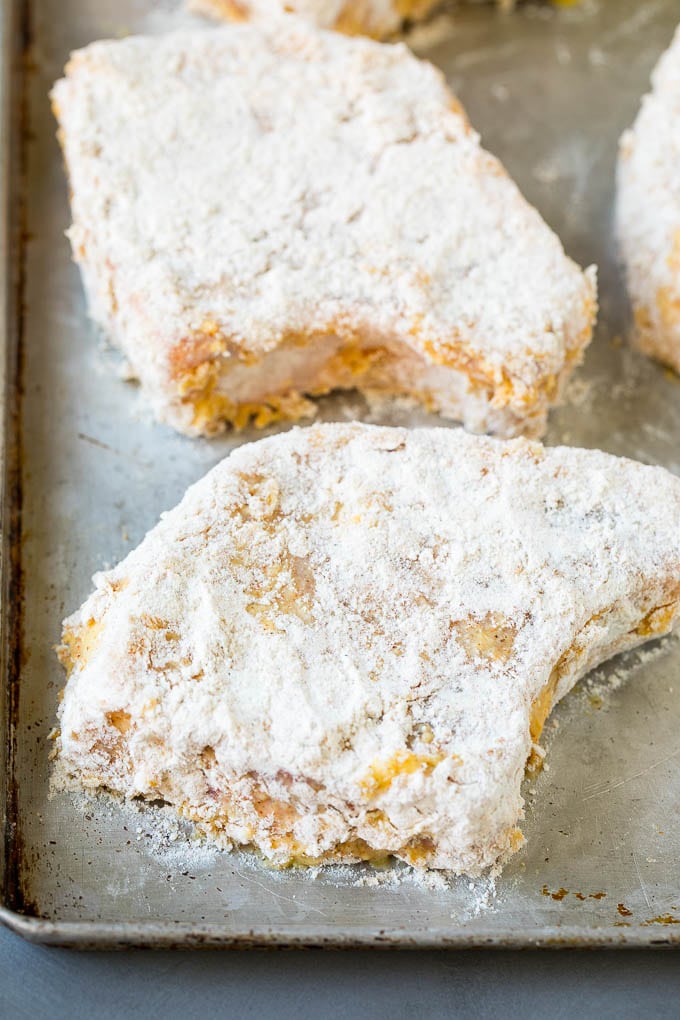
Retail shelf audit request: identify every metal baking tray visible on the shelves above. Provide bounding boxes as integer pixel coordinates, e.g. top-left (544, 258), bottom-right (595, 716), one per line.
top-left (1, 0), bottom-right (680, 948)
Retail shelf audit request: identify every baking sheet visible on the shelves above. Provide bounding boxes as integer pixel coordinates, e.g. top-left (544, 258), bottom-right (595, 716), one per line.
top-left (2, 0), bottom-right (680, 947)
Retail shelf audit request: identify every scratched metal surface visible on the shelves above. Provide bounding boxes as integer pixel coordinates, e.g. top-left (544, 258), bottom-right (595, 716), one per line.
top-left (1, 0), bottom-right (680, 947)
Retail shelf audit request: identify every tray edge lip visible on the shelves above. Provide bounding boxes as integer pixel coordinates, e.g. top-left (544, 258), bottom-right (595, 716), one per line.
top-left (0, 0), bottom-right (29, 926)
top-left (1, 906), bottom-right (679, 951)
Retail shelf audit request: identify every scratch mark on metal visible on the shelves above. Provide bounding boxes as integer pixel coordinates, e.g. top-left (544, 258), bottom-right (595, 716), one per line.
top-left (583, 748), bottom-right (680, 801)
top-left (452, 41), bottom-right (519, 71)
top-left (233, 869), bottom-right (329, 919)
top-left (600, 2), bottom-right (667, 48)
top-left (77, 432), bottom-right (117, 454)
top-left (633, 852), bottom-right (652, 913)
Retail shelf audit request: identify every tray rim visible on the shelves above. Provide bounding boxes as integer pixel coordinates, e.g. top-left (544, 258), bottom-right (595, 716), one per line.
top-left (2, 0), bottom-right (679, 950)
top-left (1, 0), bottom-right (30, 943)
top-left (2, 905), bottom-right (680, 949)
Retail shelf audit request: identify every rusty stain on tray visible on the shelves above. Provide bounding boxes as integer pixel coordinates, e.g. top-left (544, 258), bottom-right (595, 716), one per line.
top-left (543, 888), bottom-right (607, 903)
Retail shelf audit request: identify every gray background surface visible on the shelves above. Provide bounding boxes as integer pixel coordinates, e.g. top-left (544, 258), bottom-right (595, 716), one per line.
top-left (1, 923), bottom-right (680, 1019)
